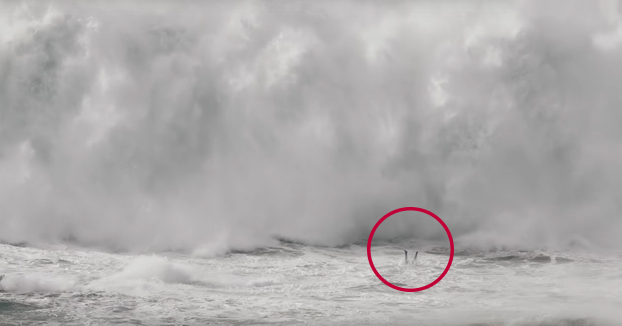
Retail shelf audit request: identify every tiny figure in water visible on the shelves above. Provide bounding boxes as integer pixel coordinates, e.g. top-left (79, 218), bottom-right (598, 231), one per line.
top-left (412, 251), bottom-right (418, 265)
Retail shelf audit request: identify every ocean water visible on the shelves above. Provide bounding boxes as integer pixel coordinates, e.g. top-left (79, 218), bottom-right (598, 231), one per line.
top-left (1, 242), bottom-right (621, 325)
top-left (1, 1), bottom-right (622, 325)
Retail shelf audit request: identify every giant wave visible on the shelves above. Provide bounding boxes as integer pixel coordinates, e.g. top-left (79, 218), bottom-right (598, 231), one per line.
top-left (0, 1), bottom-right (621, 255)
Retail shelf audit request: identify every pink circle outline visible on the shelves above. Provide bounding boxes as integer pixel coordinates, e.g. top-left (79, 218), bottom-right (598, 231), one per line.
top-left (366, 207), bottom-right (454, 292)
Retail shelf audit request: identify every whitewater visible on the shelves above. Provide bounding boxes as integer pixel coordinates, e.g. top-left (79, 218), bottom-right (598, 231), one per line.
top-left (1, 0), bottom-right (622, 325)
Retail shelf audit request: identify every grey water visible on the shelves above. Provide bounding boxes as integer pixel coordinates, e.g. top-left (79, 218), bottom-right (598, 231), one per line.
top-left (1, 242), bottom-right (621, 325)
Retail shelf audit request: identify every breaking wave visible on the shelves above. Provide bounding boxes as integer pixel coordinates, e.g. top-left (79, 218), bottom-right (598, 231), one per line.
top-left (1, 1), bottom-right (621, 253)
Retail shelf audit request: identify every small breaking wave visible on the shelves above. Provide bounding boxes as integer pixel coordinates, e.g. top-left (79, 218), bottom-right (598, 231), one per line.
top-left (89, 256), bottom-right (194, 286)
top-left (87, 256), bottom-right (280, 292)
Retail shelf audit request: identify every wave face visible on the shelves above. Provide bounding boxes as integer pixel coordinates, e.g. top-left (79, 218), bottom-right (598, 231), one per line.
top-left (1, 1), bottom-right (621, 253)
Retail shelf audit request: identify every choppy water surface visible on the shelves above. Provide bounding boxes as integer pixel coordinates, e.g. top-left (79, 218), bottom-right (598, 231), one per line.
top-left (1, 242), bottom-right (621, 325)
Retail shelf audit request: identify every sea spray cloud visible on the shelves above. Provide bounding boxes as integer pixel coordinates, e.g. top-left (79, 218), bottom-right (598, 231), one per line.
top-left (0, 1), bottom-right (621, 253)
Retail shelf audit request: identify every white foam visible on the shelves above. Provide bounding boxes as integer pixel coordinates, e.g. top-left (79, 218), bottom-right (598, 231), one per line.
top-left (246, 279), bottom-right (280, 287)
top-left (0, 274), bottom-right (74, 294)
top-left (91, 256), bottom-right (194, 285)
top-left (87, 255), bottom-right (277, 294)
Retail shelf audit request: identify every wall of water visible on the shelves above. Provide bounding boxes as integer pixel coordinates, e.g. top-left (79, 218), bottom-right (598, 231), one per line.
top-left (1, 1), bottom-right (621, 254)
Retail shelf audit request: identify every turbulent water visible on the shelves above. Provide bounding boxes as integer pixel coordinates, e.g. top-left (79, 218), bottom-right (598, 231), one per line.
top-left (1, 0), bottom-right (622, 325)
top-left (1, 242), bottom-right (621, 325)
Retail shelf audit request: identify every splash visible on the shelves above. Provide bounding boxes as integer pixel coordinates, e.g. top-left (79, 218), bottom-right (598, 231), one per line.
top-left (0, 1), bottom-right (621, 253)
